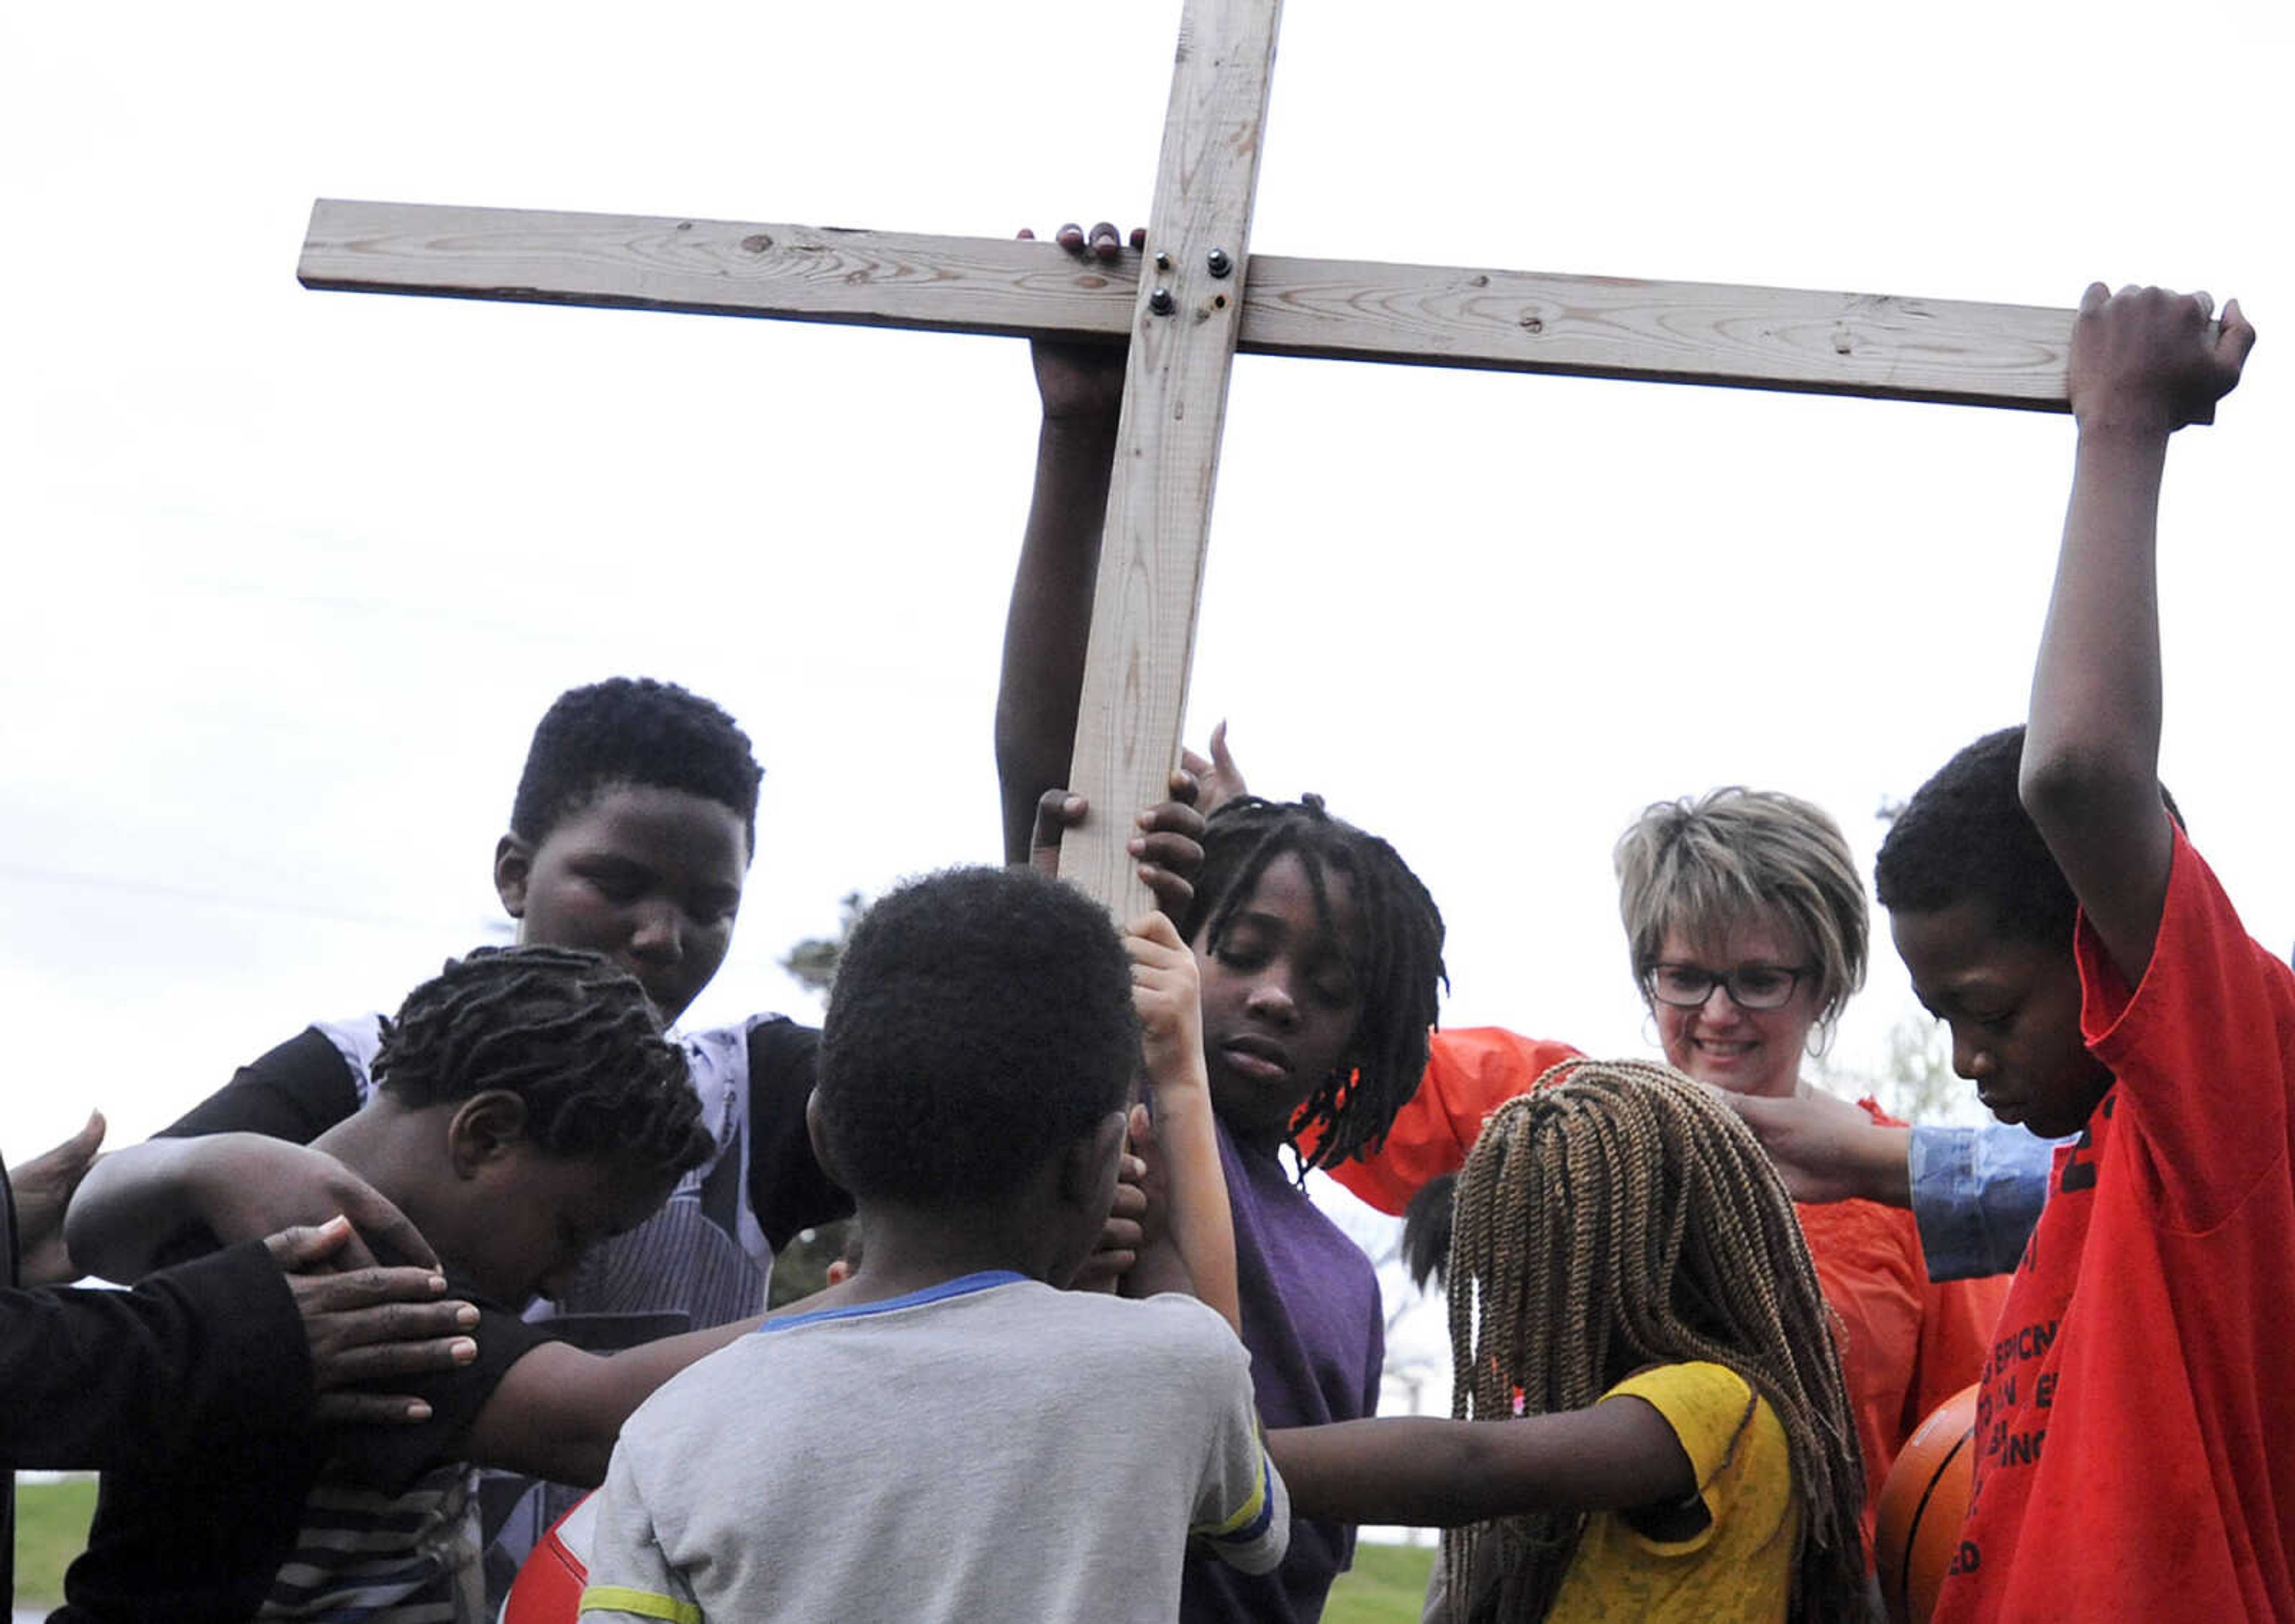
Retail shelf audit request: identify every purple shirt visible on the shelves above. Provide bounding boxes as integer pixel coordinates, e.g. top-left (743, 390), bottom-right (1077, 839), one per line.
top-left (1181, 1118), bottom-right (1384, 1624)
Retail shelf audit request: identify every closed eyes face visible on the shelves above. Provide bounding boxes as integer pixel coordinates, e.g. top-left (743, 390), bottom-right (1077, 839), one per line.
top-left (494, 783), bottom-right (749, 1024)
top-left (448, 1146), bottom-right (677, 1309)
top-left (1889, 898), bottom-right (2110, 1137)
top-left (1191, 852), bottom-right (1366, 1145)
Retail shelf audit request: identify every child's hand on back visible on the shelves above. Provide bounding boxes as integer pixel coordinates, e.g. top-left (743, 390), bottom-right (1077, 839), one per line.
top-left (265, 1216), bottom-right (478, 1426)
top-left (2070, 283), bottom-right (2255, 435)
top-left (1128, 911), bottom-right (1208, 1095)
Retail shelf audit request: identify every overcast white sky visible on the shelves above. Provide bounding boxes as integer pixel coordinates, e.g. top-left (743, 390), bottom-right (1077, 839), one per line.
top-left (4, 0), bottom-right (2288, 1278)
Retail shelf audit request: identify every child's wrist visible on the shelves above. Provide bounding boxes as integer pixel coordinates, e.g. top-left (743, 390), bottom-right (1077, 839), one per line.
top-left (2073, 399), bottom-right (2180, 444)
top-left (1146, 1062), bottom-right (1213, 1112)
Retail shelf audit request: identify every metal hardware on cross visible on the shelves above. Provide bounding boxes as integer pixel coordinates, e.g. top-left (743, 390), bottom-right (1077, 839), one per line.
top-left (295, 0), bottom-right (2077, 919)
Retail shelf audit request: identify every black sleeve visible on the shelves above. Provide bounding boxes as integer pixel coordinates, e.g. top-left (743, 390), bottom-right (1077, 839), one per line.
top-left (328, 1299), bottom-right (562, 1493)
top-left (0, 1241), bottom-right (311, 1471)
top-left (161, 1027), bottom-right (362, 1143)
top-left (743, 1019), bottom-right (853, 1252)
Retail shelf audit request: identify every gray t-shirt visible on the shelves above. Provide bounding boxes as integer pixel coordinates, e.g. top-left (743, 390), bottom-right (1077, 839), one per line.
top-left (582, 1272), bottom-right (1287, 1623)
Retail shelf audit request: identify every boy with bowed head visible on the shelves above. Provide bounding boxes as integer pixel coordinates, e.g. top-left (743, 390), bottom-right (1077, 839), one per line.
top-left (1, 1130), bottom-right (475, 1611)
top-left (158, 675), bottom-right (1204, 1594)
top-left (166, 678), bottom-right (835, 1348)
top-left (173, 676), bottom-right (1201, 1334)
top-left (579, 867), bottom-right (1286, 1624)
top-left (58, 946), bottom-right (811, 1622)
top-left (1874, 286), bottom-right (2285, 1620)
top-left (1611, 785), bottom-right (2006, 1542)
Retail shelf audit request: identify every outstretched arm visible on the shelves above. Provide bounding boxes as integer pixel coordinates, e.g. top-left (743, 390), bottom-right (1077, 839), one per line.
top-left (996, 222), bottom-right (1134, 863)
top-left (68, 1133), bottom-right (437, 1277)
top-left (2022, 284), bottom-right (2254, 983)
top-left (1267, 1398), bottom-right (1694, 1527)
top-left (463, 1311), bottom-right (765, 1486)
top-left (1721, 1089), bottom-right (1912, 1207)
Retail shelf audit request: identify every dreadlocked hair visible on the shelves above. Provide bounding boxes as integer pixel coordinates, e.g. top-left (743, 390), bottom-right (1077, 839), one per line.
top-left (374, 945), bottom-right (711, 1185)
top-left (1180, 794), bottom-right (1446, 1175)
top-left (1442, 1058), bottom-right (1866, 1624)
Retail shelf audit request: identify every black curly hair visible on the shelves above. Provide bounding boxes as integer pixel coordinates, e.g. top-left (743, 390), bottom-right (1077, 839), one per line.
top-left (509, 677), bottom-right (763, 854)
top-left (1181, 794), bottom-right (1447, 1174)
top-left (1875, 727), bottom-right (2071, 946)
top-left (816, 866), bottom-right (1138, 1209)
top-left (374, 945), bottom-right (711, 1183)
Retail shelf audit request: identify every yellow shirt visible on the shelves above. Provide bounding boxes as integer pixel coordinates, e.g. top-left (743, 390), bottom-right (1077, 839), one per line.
top-left (1544, 1362), bottom-right (1797, 1624)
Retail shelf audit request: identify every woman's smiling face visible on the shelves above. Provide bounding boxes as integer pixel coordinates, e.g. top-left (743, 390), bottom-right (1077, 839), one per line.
top-left (1647, 910), bottom-right (1820, 1100)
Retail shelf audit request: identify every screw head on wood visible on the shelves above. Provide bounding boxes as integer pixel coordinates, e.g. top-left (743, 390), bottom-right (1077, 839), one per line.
top-left (1153, 250), bottom-right (1173, 271)
top-left (1205, 247), bottom-right (1233, 279)
top-left (1149, 286), bottom-right (1177, 316)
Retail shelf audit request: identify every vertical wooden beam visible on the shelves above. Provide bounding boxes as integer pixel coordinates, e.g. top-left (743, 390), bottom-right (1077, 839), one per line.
top-left (1060, 0), bottom-right (1284, 915)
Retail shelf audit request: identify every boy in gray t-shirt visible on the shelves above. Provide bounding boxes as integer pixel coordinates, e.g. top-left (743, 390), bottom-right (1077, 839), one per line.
top-left (580, 867), bottom-right (1285, 1624)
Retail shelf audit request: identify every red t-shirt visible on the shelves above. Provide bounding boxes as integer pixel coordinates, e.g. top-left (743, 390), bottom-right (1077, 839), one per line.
top-left (1797, 1102), bottom-right (2008, 1554)
top-left (1934, 832), bottom-right (2295, 1622)
top-left (1322, 1027), bottom-right (1584, 1215)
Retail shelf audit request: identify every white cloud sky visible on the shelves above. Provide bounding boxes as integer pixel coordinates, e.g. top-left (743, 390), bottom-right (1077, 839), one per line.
top-left (3, 0), bottom-right (2288, 1186)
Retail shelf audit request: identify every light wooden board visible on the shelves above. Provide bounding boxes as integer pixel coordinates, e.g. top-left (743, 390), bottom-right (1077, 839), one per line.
top-left (303, 200), bottom-right (2076, 411)
top-left (1057, 0), bottom-right (1283, 914)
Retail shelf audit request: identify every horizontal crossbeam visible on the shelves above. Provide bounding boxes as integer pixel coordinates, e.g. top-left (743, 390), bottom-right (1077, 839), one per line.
top-left (302, 198), bottom-right (2075, 411)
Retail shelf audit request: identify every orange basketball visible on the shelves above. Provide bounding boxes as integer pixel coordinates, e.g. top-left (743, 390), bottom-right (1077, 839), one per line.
top-left (1874, 1384), bottom-right (1979, 1624)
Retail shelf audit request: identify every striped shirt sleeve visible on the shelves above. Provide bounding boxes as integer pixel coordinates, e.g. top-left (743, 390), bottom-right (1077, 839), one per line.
top-left (578, 1443), bottom-right (703, 1624)
top-left (1188, 1332), bottom-right (1290, 1577)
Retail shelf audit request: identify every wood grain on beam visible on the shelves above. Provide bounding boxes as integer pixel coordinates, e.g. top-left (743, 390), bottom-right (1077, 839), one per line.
top-left (303, 200), bottom-right (2074, 410)
top-left (301, 199), bottom-right (1136, 341)
top-left (1060, 0), bottom-right (1283, 915)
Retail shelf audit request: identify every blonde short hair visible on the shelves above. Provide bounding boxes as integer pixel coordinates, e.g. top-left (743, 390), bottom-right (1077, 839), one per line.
top-left (1613, 787), bottom-right (1868, 1035)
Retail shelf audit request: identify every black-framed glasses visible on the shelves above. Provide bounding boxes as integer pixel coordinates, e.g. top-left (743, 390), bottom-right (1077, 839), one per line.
top-left (1644, 962), bottom-right (1812, 1011)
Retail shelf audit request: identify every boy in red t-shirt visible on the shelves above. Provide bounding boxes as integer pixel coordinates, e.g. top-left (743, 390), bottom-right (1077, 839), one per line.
top-left (1874, 286), bottom-right (2290, 1621)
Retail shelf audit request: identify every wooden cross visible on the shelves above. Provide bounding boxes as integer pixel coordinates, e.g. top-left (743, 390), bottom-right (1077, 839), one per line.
top-left (296, 0), bottom-right (2075, 917)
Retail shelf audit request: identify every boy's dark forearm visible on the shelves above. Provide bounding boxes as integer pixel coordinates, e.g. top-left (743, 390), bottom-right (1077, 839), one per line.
top-left (996, 414), bottom-right (1119, 863)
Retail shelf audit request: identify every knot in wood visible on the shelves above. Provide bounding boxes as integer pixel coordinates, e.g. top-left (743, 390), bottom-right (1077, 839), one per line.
top-left (740, 233), bottom-right (775, 254)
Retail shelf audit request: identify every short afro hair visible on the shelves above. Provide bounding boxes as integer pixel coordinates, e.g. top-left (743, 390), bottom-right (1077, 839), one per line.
top-left (816, 866), bottom-right (1138, 1209)
top-left (1182, 796), bottom-right (1447, 1173)
top-left (1874, 727), bottom-right (2074, 947)
top-left (510, 678), bottom-right (763, 854)
top-left (375, 945), bottom-right (711, 1185)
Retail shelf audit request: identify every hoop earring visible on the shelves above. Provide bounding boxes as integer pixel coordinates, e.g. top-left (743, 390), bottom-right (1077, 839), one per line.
top-left (1641, 1011), bottom-right (1661, 1050)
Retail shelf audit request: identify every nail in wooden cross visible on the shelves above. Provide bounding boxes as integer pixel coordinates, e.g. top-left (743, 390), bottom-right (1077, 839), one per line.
top-left (296, 0), bottom-right (2076, 917)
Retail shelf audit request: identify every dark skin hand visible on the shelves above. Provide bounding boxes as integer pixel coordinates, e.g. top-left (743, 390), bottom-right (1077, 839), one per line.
top-left (1027, 767), bottom-right (1207, 922)
top-left (265, 1216), bottom-right (479, 1425)
top-left (1069, 1120), bottom-right (1151, 1292)
top-left (66, 1134), bottom-right (440, 1284)
top-left (997, 218), bottom-right (1154, 863)
top-left (8, 1111), bottom-right (106, 1285)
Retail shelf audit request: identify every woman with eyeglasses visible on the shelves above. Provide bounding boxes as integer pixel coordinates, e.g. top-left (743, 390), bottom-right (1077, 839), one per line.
top-left (1613, 788), bottom-right (2008, 1555)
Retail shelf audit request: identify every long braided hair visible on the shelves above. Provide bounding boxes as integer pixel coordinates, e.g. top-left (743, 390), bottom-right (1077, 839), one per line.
top-left (1180, 794), bottom-right (1446, 1173)
top-left (374, 945), bottom-right (711, 1184)
top-left (1442, 1058), bottom-right (1866, 1623)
